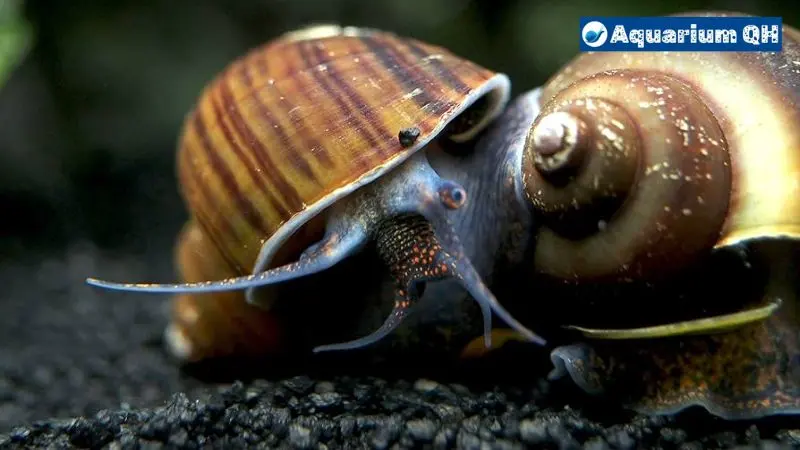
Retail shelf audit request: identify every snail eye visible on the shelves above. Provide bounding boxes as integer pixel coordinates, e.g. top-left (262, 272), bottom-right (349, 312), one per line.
top-left (450, 189), bottom-right (464, 204)
top-left (438, 181), bottom-right (468, 210)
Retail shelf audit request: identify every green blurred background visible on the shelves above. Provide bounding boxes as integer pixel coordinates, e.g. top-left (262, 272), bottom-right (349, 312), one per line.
top-left (0, 0), bottom-right (797, 259)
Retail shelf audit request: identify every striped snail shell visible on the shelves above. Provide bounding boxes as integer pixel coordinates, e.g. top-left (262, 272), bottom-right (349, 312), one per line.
top-left (85, 24), bottom-right (545, 362)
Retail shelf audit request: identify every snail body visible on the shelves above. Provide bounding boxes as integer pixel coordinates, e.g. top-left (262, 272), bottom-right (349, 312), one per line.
top-left (86, 13), bottom-right (800, 420)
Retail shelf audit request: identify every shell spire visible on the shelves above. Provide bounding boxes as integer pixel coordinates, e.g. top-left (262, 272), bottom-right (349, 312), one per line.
top-left (522, 69), bottom-right (733, 283)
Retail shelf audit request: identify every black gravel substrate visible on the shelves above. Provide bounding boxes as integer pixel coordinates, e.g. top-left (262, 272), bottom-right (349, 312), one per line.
top-left (0, 243), bottom-right (799, 450)
top-left (4, 377), bottom-right (800, 450)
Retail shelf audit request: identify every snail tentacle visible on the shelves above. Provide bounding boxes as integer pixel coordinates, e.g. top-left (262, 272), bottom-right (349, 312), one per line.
top-left (312, 298), bottom-right (412, 352)
top-left (394, 155), bottom-right (546, 347)
top-left (84, 227), bottom-right (369, 294)
top-left (314, 206), bottom-right (547, 352)
top-left (87, 151), bottom-right (545, 351)
top-left (313, 153), bottom-right (546, 351)
top-left (312, 214), bottom-right (434, 353)
top-left (414, 202), bottom-right (546, 347)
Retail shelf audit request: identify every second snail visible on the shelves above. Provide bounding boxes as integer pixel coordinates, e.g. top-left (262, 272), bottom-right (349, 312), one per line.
top-left (86, 11), bottom-right (800, 421)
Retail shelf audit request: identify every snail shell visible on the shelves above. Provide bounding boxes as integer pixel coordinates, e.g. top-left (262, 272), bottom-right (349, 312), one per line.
top-left (167, 219), bottom-right (283, 360)
top-left (179, 23), bottom-right (507, 281)
top-left (523, 12), bottom-right (800, 285)
top-left (514, 11), bottom-right (800, 419)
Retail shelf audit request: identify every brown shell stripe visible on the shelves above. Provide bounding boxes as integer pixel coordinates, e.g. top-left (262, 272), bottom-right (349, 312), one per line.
top-left (245, 36), bottom-right (389, 192)
top-left (358, 34), bottom-right (473, 127)
top-left (178, 130), bottom-right (246, 273)
top-left (189, 112), bottom-right (266, 267)
top-left (358, 35), bottom-right (438, 110)
top-left (214, 65), bottom-right (306, 215)
top-left (193, 104), bottom-right (273, 236)
top-left (255, 45), bottom-right (373, 175)
top-left (359, 34), bottom-right (494, 137)
top-left (403, 39), bottom-right (473, 95)
top-left (299, 40), bottom-right (394, 159)
top-left (302, 35), bottom-right (440, 167)
top-left (226, 58), bottom-right (323, 187)
top-left (372, 34), bottom-right (473, 105)
top-left (211, 87), bottom-right (295, 223)
top-left (307, 34), bottom-right (478, 152)
top-left (247, 45), bottom-right (336, 171)
top-left (249, 40), bottom-right (376, 174)
top-left (192, 210), bottom-right (243, 274)
top-left (295, 36), bottom-right (436, 169)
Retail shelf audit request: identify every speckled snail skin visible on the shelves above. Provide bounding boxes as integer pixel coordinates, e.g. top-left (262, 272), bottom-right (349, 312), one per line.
top-left (85, 12), bottom-right (800, 420)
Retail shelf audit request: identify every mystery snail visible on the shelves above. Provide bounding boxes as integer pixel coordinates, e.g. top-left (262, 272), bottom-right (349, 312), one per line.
top-left (468, 10), bottom-right (800, 419)
top-left (86, 13), bottom-right (800, 420)
top-left (87, 24), bottom-right (542, 358)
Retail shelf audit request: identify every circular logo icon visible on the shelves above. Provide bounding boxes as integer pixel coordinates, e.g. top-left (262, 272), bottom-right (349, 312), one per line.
top-left (582, 21), bottom-right (608, 48)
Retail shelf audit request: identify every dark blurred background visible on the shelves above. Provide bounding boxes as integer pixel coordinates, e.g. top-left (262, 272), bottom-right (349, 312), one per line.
top-left (1, 0), bottom-right (798, 259)
top-left (0, 0), bottom-right (798, 431)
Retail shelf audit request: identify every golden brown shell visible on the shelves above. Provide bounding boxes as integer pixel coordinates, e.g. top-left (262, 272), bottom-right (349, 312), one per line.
top-left (522, 13), bottom-right (800, 283)
top-left (167, 219), bottom-right (284, 362)
top-left (178, 24), bottom-right (509, 277)
top-left (168, 24), bottom-right (510, 361)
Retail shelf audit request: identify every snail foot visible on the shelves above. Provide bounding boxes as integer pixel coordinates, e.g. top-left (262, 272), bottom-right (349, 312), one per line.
top-left (548, 296), bottom-right (800, 420)
top-left (311, 289), bottom-right (414, 353)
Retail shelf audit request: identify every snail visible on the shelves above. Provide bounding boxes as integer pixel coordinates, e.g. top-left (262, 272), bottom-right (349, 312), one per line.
top-left (86, 24), bottom-right (545, 362)
top-left (462, 10), bottom-right (799, 419)
top-left (85, 13), bottom-right (800, 420)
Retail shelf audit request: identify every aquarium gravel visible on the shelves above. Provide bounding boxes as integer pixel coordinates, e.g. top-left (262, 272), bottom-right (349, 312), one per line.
top-left (0, 243), bottom-right (798, 450)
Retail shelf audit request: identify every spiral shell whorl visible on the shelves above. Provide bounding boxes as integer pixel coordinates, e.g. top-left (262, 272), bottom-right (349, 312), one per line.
top-left (523, 97), bottom-right (641, 239)
top-left (167, 220), bottom-right (284, 362)
top-left (521, 18), bottom-right (800, 283)
top-left (532, 27), bottom-right (800, 253)
top-left (523, 69), bottom-right (733, 283)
